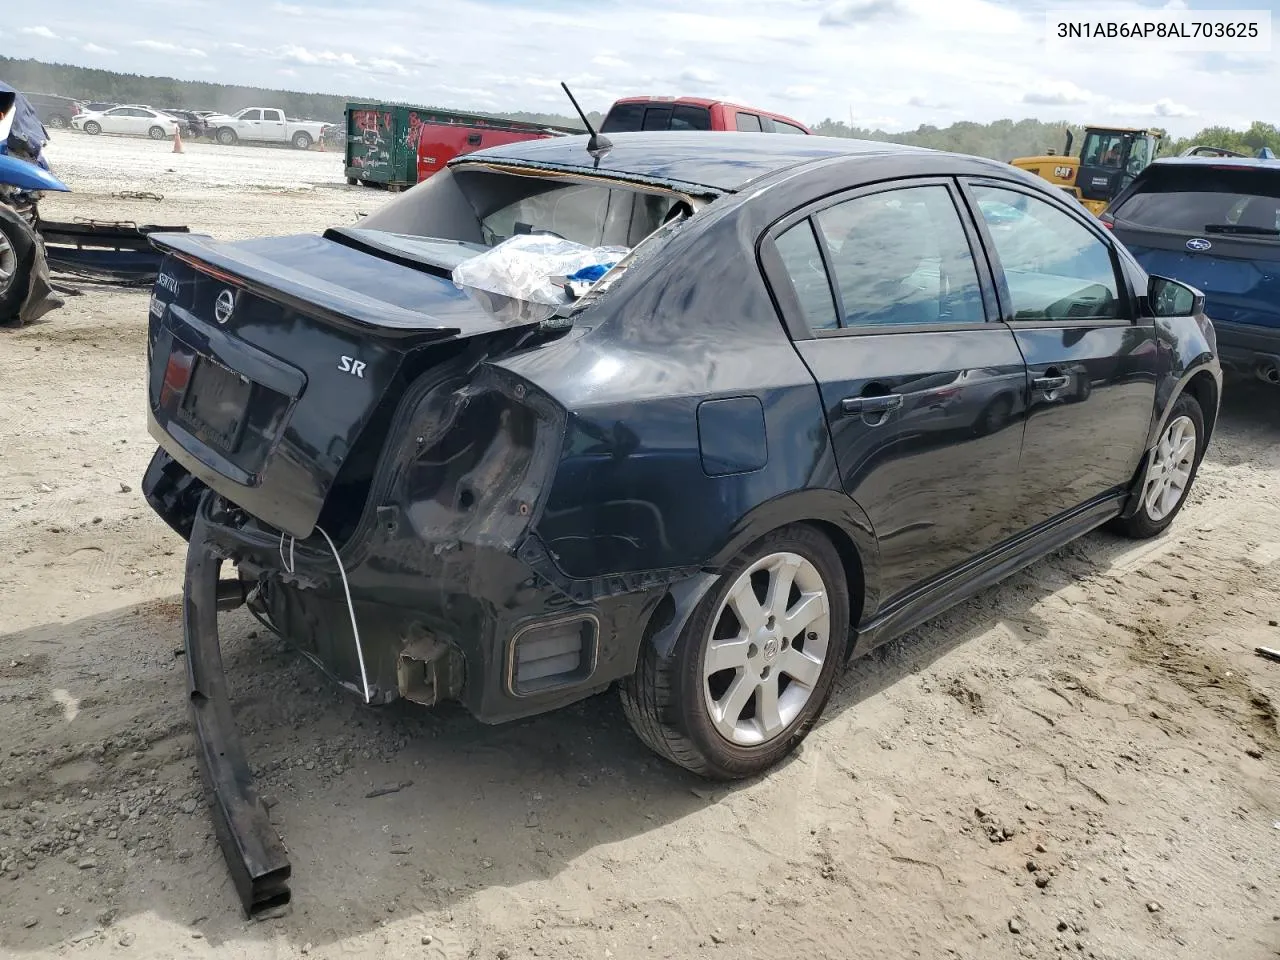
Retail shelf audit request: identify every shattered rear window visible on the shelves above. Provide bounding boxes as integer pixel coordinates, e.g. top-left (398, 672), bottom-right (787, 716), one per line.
top-left (350, 166), bottom-right (700, 317)
top-left (358, 166), bottom-right (687, 251)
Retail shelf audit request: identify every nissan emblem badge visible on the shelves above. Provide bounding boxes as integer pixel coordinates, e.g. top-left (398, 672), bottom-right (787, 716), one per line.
top-left (214, 288), bottom-right (236, 324)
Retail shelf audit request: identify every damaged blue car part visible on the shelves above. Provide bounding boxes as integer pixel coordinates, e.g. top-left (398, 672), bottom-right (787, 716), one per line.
top-left (2, 80), bottom-right (190, 324)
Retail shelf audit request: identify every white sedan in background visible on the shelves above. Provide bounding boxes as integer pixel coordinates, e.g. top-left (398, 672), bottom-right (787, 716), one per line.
top-left (71, 105), bottom-right (180, 140)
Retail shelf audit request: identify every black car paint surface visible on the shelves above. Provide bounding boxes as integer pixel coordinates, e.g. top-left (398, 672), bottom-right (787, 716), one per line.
top-left (144, 132), bottom-right (1220, 724)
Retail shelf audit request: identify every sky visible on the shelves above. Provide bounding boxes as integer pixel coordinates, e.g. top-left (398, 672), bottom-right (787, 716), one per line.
top-left (2, 0), bottom-right (1276, 135)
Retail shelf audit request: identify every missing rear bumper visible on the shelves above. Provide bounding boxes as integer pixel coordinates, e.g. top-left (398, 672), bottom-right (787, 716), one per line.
top-left (184, 511), bottom-right (291, 917)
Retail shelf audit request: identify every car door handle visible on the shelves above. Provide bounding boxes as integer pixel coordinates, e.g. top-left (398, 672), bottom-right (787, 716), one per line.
top-left (842, 394), bottom-right (903, 415)
top-left (1033, 375), bottom-right (1070, 392)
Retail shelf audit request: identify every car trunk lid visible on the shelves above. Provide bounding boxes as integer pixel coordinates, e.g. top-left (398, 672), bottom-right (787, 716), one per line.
top-left (146, 231), bottom-right (543, 540)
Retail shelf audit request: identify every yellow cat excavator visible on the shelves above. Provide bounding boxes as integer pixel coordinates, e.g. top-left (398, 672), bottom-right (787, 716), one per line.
top-left (1011, 126), bottom-right (1164, 217)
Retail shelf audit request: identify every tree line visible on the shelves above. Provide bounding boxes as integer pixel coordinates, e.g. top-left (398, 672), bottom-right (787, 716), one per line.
top-left (4, 56), bottom-right (1277, 159)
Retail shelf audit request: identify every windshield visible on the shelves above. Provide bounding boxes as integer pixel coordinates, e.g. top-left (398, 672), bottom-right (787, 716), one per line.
top-left (1111, 166), bottom-right (1280, 238)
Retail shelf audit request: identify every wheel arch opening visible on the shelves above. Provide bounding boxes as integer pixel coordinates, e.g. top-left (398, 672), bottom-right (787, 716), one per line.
top-left (1182, 370), bottom-right (1219, 448)
top-left (802, 519), bottom-right (866, 658)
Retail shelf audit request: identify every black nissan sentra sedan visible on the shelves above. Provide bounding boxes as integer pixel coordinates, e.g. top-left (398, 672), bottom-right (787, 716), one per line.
top-left (140, 131), bottom-right (1220, 912)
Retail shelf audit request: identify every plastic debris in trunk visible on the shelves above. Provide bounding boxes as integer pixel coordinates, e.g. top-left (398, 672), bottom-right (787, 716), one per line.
top-left (452, 234), bottom-right (628, 323)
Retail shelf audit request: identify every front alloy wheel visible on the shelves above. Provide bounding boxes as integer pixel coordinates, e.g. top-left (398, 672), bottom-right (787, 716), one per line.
top-left (620, 524), bottom-right (850, 780)
top-left (1109, 392), bottom-right (1205, 540)
top-left (1142, 415), bottom-right (1196, 522)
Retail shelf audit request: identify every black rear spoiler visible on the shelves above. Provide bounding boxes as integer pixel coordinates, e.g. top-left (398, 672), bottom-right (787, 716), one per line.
top-left (150, 232), bottom-right (467, 339)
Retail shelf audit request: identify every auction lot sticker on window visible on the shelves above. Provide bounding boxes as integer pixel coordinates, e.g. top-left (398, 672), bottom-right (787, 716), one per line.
top-left (1045, 8), bottom-right (1271, 51)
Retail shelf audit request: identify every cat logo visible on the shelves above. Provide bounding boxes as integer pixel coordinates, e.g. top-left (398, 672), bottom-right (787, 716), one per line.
top-left (1054, 165), bottom-right (1073, 179)
top-left (338, 356), bottom-right (367, 378)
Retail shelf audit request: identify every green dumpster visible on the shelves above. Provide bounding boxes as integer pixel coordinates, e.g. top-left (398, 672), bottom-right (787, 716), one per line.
top-left (344, 101), bottom-right (420, 191)
top-left (343, 101), bottom-right (578, 192)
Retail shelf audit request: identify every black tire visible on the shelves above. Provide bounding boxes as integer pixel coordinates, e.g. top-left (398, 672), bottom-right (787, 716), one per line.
top-left (216, 127), bottom-right (238, 146)
top-left (0, 213), bottom-right (38, 324)
top-left (83, 121), bottom-right (102, 136)
top-left (47, 115), bottom-right (69, 130)
top-left (148, 125), bottom-right (167, 141)
top-left (291, 131), bottom-right (313, 150)
top-left (346, 176), bottom-right (358, 186)
top-left (1108, 392), bottom-right (1206, 540)
top-left (619, 523), bottom-right (850, 780)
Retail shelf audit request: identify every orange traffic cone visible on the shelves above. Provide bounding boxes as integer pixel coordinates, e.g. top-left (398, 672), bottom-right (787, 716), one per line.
top-left (173, 128), bottom-right (184, 153)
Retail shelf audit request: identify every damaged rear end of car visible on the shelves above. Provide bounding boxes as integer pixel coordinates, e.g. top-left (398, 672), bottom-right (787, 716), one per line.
top-left (140, 150), bottom-right (713, 915)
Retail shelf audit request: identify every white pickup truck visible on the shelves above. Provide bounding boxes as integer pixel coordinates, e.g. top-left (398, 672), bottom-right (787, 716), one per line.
top-left (205, 107), bottom-right (332, 149)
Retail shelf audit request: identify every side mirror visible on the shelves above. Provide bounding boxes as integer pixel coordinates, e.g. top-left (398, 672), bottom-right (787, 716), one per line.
top-left (1148, 275), bottom-right (1204, 318)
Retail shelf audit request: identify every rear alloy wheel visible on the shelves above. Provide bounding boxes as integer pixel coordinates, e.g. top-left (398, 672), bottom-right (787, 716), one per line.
top-left (217, 127), bottom-right (238, 146)
top-left (148, 125), bottom-right (167, 140)
top-left (291, 131), bottom-right (313, 150)
top-left (48, 115), bottom-right (69, 129)
top-left (620, 524), bottom-right (849, 780)
top-left (1109, 393), bottom-right (1205, 539)
top-left (83, 121), bottom-right (102, 136)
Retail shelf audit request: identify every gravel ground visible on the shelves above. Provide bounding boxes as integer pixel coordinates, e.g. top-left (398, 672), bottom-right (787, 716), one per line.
top-left (1, 131), bottom-right (1278, 960)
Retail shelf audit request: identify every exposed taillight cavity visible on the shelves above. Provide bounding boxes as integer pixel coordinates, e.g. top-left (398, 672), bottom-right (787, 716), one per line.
top-left (383, 364), bottom-right (565, 554)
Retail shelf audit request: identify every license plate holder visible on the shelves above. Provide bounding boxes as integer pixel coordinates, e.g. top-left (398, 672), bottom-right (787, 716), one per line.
top-left (179, 356), bottom-right (253, 455)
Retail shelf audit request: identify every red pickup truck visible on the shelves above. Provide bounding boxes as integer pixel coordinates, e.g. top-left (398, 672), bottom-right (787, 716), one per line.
top-left (600, 97), bottom-right (812, 135)
top-left (416, 121), bottom-right (568, 182)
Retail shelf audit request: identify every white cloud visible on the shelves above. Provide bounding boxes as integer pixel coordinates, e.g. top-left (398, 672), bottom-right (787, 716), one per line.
top-left (21, 25), bottom-right (58, 39)
top-left (820, 0), bottom-right (906, 27)
top-left (779, 84), bottom-right (819, 101)
top-left (368, 58), bottom-right (408, 76)
top-left (680, 67), bottom-right (719, 85)
top-left (591, 54), bottom-right (628, 68)
top-left (1022, 81), bottom-right (1094, 107)
top-left (272, 2), bottom-right (306, 13)
top-left (131, 39), bottom-right (207, 57)
top-left (82, 42), bottom-right (116, 55)
top-left (1152, 98), bottom-right (1196, 118)
top-left (1108, 97), bottom-right (1197, 120)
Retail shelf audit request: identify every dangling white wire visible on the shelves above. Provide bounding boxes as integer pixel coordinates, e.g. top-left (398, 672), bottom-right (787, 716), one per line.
top-left (314, 524), bottom-right (372, 705)
top-left (278, 531), bottom-right (296, 574)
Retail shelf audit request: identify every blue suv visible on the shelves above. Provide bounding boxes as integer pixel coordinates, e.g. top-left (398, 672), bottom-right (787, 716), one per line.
top-left (1103, 154), bottom-right (1280, 385)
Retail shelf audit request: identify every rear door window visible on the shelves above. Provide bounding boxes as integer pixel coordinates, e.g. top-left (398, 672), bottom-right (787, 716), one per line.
top-left (775, 221), bottom-right (839, 331)
top-left (1111, 166), bottom-right (1280, 238)
top-left (735, 112), bottom-right (763, 132)
top-left (813, 185), bottom-right (987, 327)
